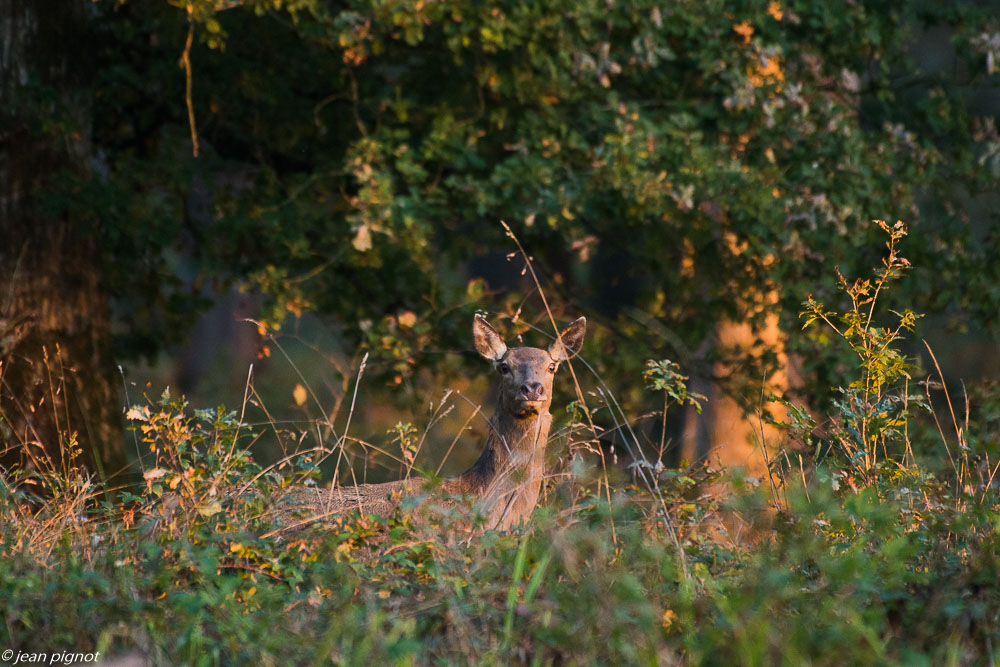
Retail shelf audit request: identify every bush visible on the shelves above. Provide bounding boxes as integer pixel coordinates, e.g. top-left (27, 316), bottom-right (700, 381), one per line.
top-left (2, 222), bottom-right (999, 664)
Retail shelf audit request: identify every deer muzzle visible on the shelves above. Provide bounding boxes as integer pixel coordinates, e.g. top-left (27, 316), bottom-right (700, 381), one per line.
top-left (519, 382), bottom-right (545, 402)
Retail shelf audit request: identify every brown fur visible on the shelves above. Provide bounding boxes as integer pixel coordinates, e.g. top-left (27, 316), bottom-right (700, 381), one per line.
top-left (275, 315), bottom-right (585, 532)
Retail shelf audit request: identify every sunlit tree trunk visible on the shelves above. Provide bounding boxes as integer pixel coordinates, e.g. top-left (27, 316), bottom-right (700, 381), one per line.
top-left (700, 304), bottom-right (790, 478)
top-left (681, 230), bottom-right (796, 491)
top-left (682, 317), bottom-right (789, 477)
top-left (0, 0), bottom-right (126, 479)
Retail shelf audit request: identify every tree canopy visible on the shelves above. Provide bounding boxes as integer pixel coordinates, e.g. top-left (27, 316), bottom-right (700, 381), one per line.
top-left (3, 0), bottom-right (999, 472)
top-left (96, 0), bottom-right (999, 350)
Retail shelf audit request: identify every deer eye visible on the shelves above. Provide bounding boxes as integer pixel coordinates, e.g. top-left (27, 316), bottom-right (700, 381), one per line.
top-left (498, 362), bottom-right (511, 375)
top-left (548, 363), bottom-right (557, 373)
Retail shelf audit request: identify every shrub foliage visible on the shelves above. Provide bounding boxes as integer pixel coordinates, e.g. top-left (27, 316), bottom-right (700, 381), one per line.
top-left (2, 224), bottom-right (999, 664)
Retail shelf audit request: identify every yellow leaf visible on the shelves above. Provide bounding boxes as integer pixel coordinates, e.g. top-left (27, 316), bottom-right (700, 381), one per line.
top-left (397, 311), bottom-right (417, 328)
top-left (768, 1), bottom-right (783, 21)
top-left (293, 383), bottom-right (308, 406)
top-left (352, 224), bottom-right (373, 252)
top-left (143, 468), bottom-right (168, 481)
top-left (230, 542), bottom-right (243, 553)
top-left (733, 21), bottom-right (754, 43)
top-left (197, 501), bottom-right (223, 517)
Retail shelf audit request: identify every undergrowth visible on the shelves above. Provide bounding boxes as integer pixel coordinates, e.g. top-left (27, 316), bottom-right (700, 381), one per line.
top-left (1, 221), bottom-right (999, 665)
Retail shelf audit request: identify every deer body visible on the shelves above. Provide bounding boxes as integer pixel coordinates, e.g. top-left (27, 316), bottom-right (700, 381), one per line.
top-left (280, 315), bottom-right (585, 531)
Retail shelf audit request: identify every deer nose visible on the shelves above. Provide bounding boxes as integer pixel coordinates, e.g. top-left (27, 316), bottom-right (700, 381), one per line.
top-left (520, 382), bottom-right (544, 400)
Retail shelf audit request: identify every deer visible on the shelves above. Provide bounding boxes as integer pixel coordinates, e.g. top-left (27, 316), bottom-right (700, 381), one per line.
top-left (279, 314), bottom-right (586, 531)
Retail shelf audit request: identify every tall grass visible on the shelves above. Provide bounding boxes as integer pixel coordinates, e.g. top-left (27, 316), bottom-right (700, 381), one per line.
top-left (1, 221), bottom-right (999, 664)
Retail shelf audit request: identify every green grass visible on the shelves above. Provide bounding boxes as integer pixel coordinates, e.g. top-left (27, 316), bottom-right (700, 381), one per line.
top-left (2, 222), bottom-right (999, 665)
top-left (3, 376), bottom-right (998, 665)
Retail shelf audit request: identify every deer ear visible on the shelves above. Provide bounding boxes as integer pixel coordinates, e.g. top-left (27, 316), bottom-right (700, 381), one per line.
top-left (549, 317), bottom-right (586, 361)
top-left (473, 314), bottom-right (508, 361)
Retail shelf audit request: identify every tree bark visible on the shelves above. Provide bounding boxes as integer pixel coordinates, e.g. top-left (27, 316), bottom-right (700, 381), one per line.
top-left (0, 0), bottom-right (127, 480)
top-left (681, 229), bottom-right (801, 519)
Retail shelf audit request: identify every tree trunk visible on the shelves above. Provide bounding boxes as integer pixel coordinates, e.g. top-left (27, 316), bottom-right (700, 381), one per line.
top-left (0, 0), bottom-right (126, 480)
top-left (696, 305), bottom-right (791, 478)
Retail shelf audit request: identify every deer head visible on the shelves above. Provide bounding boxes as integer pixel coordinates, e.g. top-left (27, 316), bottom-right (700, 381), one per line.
top-left (473, 314), bottom-right (586, 418)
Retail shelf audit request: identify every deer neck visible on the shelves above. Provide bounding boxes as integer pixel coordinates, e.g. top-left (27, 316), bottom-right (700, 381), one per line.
top-left (459, 396), bottom-right (553, 529)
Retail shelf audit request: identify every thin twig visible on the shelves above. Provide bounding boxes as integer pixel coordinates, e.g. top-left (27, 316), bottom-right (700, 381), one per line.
top-left (118, 366), bottom-right (144, 473)
top-left (226, 364), bottom-right (253, 465)
top-left (798, 453), bottom-right (810, 503)
top-left (922, 341), bottom-right (962, 492)
top-left (327, 353), bottom-right (368, 504)
top-left (923, 376), bottom-right (958, 482)
top-left (242, 319), bottom-right (337, 439)
top-left (405, 394), bottom-right (454, 480)
top-left (923, 341), bottom-right (962, 449)
top-left (436, 403), bottom-right (481, 477)
top-left (903, 377), bottom-right (913, 466)
top-left (179, 16), bottom-right (199, 157)
top-left (756, 373), bottom-right (781, 511)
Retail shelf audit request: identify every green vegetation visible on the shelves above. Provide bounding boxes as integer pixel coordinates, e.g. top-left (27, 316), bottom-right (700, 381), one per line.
top-left (3, 225), bottom-right (999, 664)
top-left (3, 0), bottom-right (1000, 663)
top-left (4, 0), bottom-right (1000, 473)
